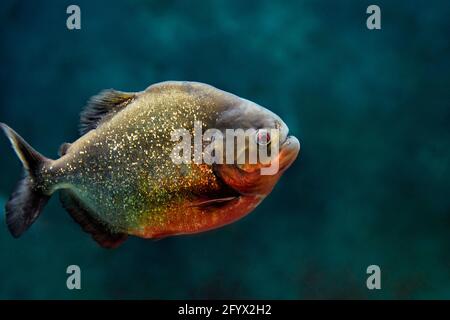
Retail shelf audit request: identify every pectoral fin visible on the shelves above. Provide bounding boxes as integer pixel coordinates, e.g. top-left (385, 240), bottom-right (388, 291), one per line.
top-left (190, 196), bottom-right (238, 210)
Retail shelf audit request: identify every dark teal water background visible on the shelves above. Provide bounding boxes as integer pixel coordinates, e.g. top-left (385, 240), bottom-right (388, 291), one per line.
top-left (0, 0), bottom-right (449, 299)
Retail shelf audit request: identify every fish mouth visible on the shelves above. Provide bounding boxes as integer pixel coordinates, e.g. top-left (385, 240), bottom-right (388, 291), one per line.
top-left (278, 135), bottom-right (300, 171)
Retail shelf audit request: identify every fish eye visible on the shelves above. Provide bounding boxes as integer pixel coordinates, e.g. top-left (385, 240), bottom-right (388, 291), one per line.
top-left (255, 129), bottom-right (271, 146)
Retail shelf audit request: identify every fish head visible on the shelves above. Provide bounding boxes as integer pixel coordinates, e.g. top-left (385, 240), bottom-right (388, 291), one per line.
top-left (213, 97), bottom-right (300, 197)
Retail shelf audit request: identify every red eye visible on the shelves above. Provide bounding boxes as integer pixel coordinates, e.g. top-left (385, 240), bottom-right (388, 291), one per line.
top-left (255, 129), bottom-right (271, 145)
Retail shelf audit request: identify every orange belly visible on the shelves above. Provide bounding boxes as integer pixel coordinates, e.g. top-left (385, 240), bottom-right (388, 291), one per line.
top-left (130, 195), bottom-right (262, 239)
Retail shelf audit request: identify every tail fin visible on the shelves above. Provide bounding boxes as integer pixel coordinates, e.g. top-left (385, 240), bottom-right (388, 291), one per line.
top-left (0, 123), bottom-right (51, 237)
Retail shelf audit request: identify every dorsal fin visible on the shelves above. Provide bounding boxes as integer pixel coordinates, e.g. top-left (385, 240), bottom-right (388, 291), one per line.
top-left (79, 89), bottom-right (135, 135)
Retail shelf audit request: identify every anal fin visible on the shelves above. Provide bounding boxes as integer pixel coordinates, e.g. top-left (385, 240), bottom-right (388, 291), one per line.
top-left (59, 190), bottom-right (127, 249)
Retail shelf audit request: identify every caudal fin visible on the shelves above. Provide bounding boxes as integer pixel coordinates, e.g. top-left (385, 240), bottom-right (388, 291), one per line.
top-left (0, 123), bottom-right (51, 237)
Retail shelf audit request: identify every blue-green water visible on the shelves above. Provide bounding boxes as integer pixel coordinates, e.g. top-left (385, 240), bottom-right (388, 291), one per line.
top-left (0, 0), bottom-right (449, 299)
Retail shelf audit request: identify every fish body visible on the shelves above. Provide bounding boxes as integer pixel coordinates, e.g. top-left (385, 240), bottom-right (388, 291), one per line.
top-left (1, 81), bottom-right (300, 248)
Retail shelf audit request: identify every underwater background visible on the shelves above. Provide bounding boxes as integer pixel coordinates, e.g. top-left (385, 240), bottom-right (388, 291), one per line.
top-left (0, 0), bottom-right (449, 299)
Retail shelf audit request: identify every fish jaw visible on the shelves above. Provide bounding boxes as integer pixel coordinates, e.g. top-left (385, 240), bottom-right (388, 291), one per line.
top-left (278, 135), bottom-right (300, 172)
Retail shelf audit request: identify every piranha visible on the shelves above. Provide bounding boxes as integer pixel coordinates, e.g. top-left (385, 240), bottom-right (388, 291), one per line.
top-left (0, 81), bottom-right (299, 248)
